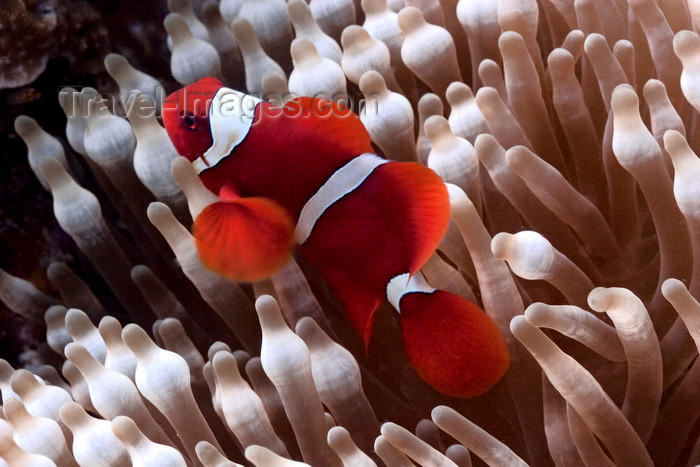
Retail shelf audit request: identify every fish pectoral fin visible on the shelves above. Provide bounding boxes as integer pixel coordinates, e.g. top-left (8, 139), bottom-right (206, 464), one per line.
top-left (398, 290), bottom-right (510, 398)
top-left (193, 197), bottom-right (295, 282)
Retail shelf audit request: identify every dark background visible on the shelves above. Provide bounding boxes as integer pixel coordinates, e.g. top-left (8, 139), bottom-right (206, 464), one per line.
top-left (0, 0), bottom-right (178, 364)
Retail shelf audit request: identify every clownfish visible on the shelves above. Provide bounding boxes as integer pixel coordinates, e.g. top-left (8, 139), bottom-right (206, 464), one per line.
top-left (162, 77), bottom-right (508, 398)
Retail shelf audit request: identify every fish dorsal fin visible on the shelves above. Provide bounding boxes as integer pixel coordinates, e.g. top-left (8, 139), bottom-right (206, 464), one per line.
top-left (193, 197), bottom-right (295, 281)
top-left (265, 97), bottom-right (373, 159)
top-left (379, 162), bottom-right (451, 275)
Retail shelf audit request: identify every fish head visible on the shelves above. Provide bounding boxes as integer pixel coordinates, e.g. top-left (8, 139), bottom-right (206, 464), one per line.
top-left (162, 77), bottom-right (222, 163)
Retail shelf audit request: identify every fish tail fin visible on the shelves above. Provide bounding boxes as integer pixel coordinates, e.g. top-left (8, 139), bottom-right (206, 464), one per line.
top-left (194, 197), bottom-right (295, 282)
top-left (388, 272), bottom-right (510, 398)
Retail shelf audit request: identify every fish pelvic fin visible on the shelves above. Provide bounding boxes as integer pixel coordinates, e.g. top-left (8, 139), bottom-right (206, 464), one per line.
top-left (389, 272), bottom-right (510, 398)
top-left (193, 197), bottom-right (295, 282)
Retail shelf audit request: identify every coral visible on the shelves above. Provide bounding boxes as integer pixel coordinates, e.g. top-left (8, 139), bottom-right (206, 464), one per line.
top-left (0, 0), bottom-right (108, 89)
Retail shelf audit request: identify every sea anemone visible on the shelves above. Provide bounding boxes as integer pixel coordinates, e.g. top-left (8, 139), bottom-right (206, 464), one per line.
top-left (3, 0), bottom-right (700, 465)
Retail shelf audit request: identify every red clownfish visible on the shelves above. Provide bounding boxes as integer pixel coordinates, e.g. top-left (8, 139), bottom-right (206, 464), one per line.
top-left (162, 77), bottom-right (508, 398)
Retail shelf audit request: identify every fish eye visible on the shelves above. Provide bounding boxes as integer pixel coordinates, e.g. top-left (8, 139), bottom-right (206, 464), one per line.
top-left (182, 113), bottom-right (198, 132)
